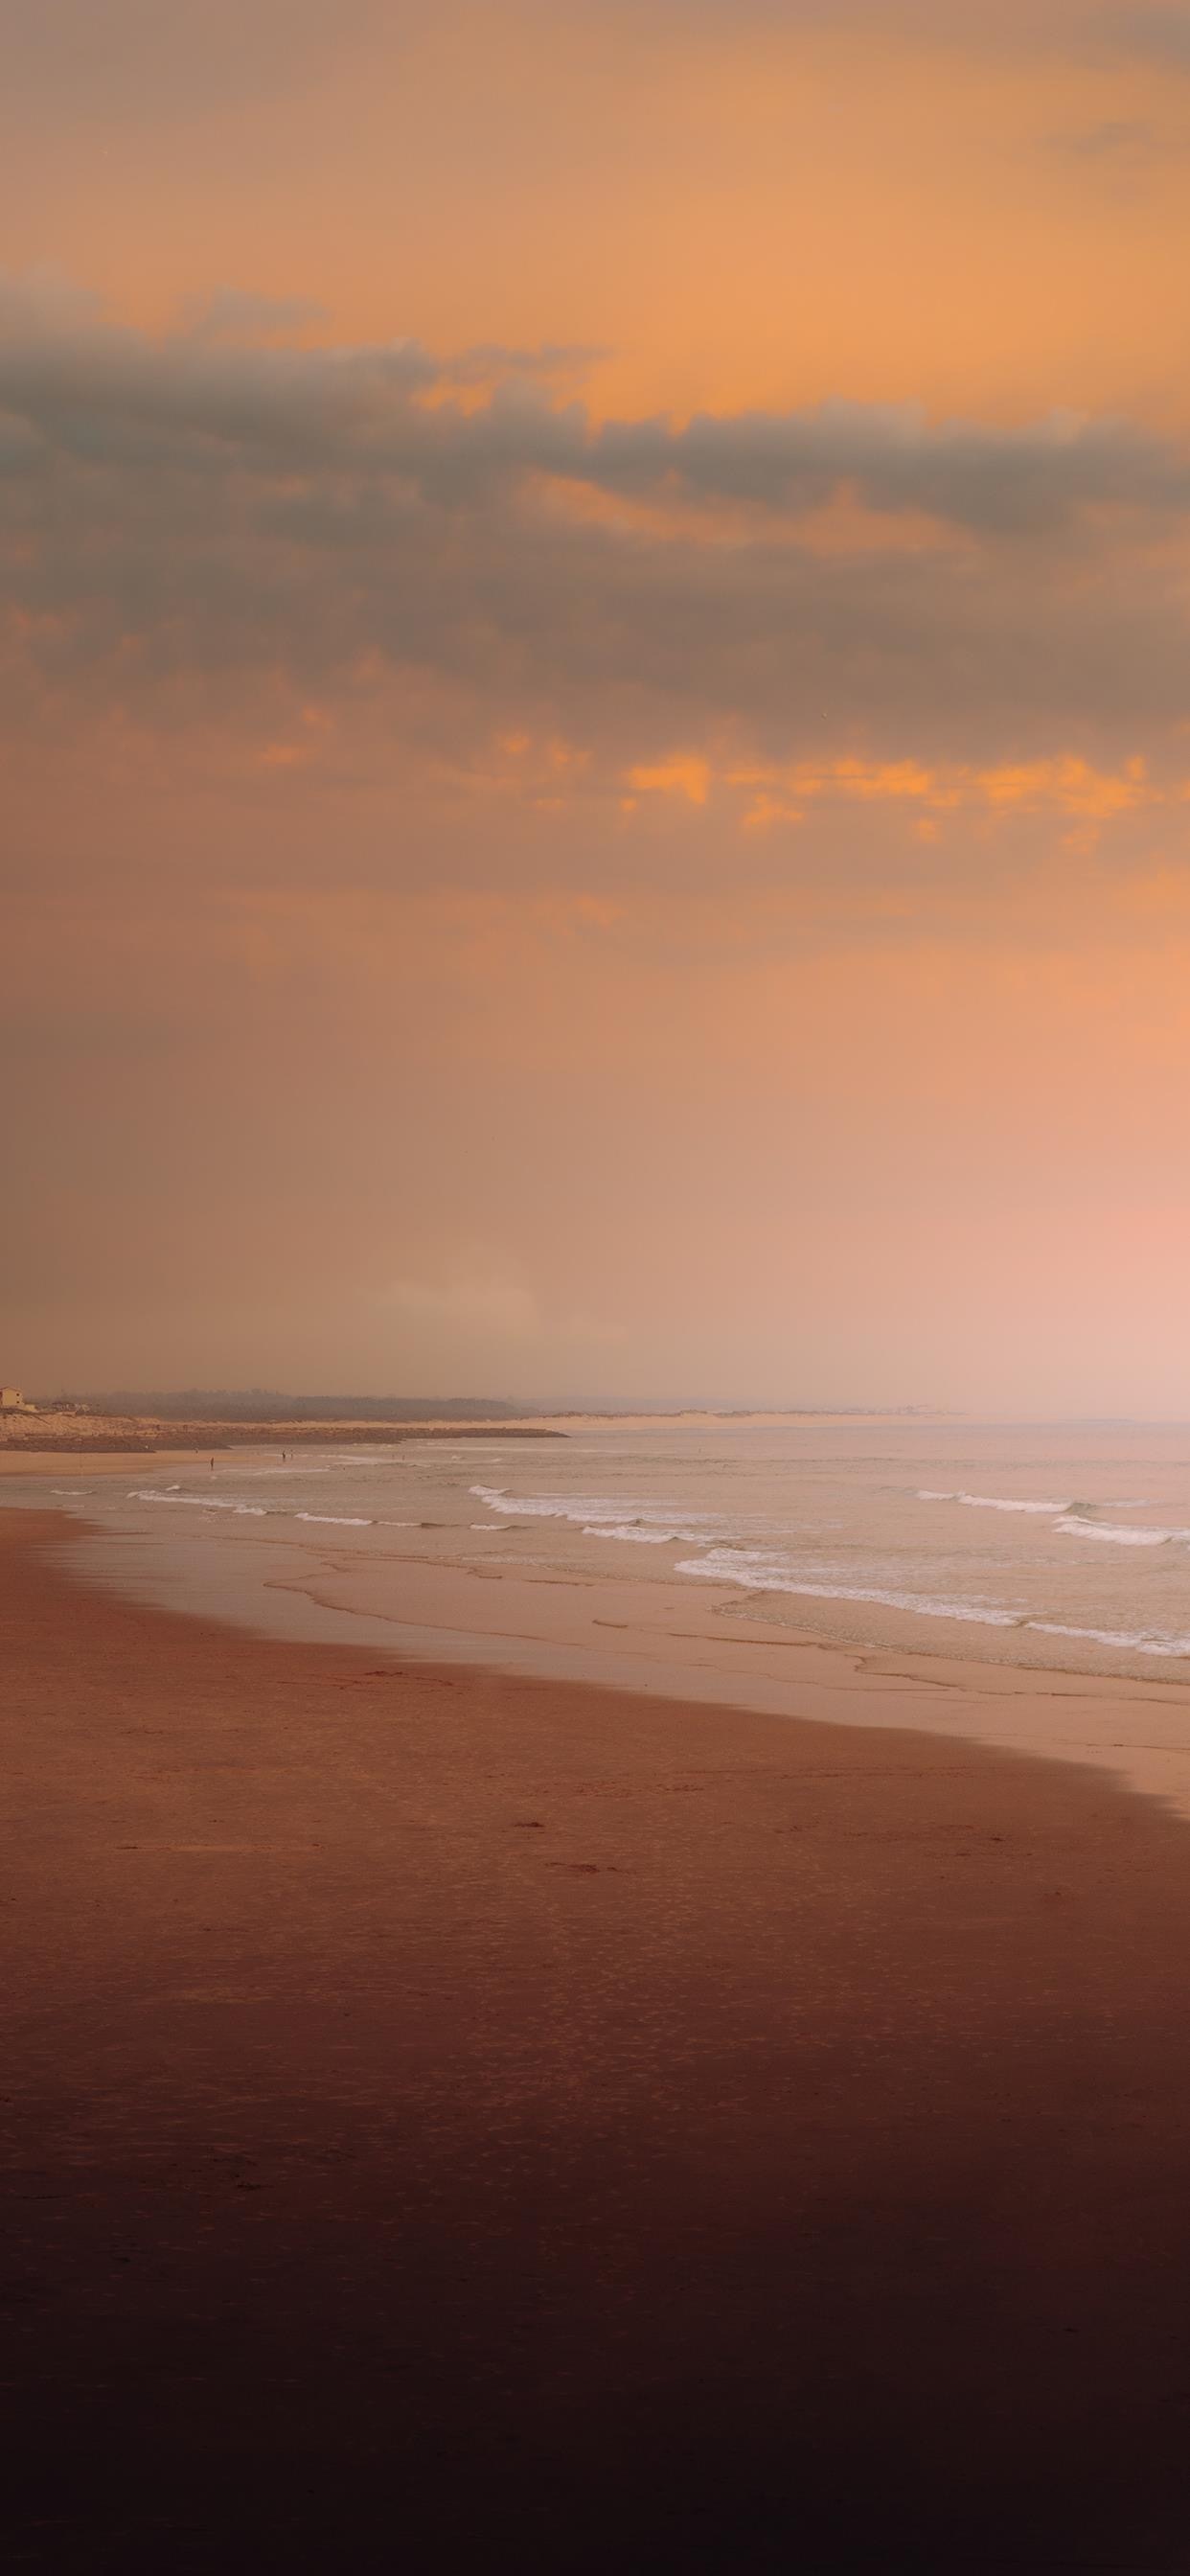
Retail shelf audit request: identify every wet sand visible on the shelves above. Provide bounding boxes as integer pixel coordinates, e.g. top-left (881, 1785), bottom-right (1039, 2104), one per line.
top-left (0, 1448), bottom-right (233, 1477)
top-left (7, 1511), bottom-right (1190, 2570)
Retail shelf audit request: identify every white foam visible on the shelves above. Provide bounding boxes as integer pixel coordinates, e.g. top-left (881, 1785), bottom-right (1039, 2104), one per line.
top-left (583, 1522), bottom-right (687, 1545)
top-left (675, 1550), bottom-right (1022, 1627)
top-left (470, 1484), bottom-right (618, 1523)
top-left (917, 1490), bottom-right (1071, 1514)
top-left (130, 1491), bottom-right (266, 1515)
top-left (1031, 1621), bottom-right (1190, 1659)
top-left (471, 1484), bottom-right (576, 1519)
top-left (680, 1546), bottom-right (1190, 1661)
top-left (295, 1512), bottom-right (373, 1527)
top-left (469, 1484), bottom-right (716, 1543)
top-left (1055, 1518), bottom-right (1190, 1548)
top-left (229, 1463), bottom-right (330, 1477)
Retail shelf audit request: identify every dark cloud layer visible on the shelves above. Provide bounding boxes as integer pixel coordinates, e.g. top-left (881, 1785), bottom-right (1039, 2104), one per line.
top-left (3, 0), bottom-right (392, 122)
top-left (1099, 6), bottom-right (1190, 65)
top-left (586, 0), bottom-right (1190, 58)
top-left (10, 0), bottom-right (1190, 132)
top-left (3, 278), bottom-right (1190, 772)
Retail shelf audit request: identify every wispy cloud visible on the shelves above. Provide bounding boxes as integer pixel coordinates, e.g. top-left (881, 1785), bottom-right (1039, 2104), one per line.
top-left (1047, 116), bottom-right (1161, 155)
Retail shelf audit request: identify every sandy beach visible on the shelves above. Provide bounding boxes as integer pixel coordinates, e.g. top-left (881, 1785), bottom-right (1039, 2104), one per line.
top-left (16, 0), bottom-right (1190, 2562)
top-left (8, 1508), bottom-right (1190, 2569)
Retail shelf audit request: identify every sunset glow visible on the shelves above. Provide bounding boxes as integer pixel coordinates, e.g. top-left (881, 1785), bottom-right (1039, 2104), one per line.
top-left (7, 0), bottom-right (1190, 1408)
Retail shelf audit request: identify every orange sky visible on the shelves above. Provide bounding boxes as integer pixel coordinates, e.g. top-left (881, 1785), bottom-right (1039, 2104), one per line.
top-left (6, 0), bottom-right (1190, 1409)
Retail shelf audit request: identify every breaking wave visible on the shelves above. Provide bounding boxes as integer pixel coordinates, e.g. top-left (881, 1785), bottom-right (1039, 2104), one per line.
top-left (296, 1513), bottom-right (374, 1527)
top-left (1055, 1518), bottom-right (1190, 1548)
top-left (470, 1484), bottom-right (713, 1544)
top-left (1031, 1621), bottom-right (1190, 1657)
top-left (676, 1551), bottom-right (1190, 1660)
top-left (674, 1548), bottom-right (1022, 1626)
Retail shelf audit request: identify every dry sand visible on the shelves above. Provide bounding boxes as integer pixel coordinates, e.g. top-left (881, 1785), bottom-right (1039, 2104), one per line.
top-left (7, 1508), bottom-right (1190, 2570)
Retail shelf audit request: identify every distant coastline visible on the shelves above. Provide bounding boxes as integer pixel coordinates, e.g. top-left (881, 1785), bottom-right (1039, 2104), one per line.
top-left (0, 1415), bottom-right (567, 1460)
top-left (1, 1395), bottom-right (950, 1459)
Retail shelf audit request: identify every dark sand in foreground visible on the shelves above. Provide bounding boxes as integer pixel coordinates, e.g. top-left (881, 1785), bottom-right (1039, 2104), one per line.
top-left (6, 1512), bottom-right (1190, 2571)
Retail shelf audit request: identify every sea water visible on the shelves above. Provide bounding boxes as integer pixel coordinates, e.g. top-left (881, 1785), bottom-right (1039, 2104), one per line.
top-left (12, 1418), bottom-right (1190, 1810)
top-left (16, 1416), bottom-right (1190, 1674)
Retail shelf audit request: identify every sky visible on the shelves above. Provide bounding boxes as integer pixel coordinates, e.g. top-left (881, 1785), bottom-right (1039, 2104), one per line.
top-left (6, 0), bottom-right (1190, 1412)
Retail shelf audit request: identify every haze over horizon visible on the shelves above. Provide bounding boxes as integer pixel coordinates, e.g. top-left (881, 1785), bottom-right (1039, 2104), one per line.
top-left (7, 0), bottom-right (1190, 1414)
top-left (38, 1389), bottom-right (1190, 1429)
top-left (38, 1386), bottom-right (949, 1418)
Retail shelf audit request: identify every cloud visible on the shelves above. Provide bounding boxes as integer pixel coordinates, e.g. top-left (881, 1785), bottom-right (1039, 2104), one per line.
top-left (1046, 117), bottom-right (1162, 156)
top-left (4, 0), bottom-right (393, 124)
top-left (636, 0), bottom-right (1190, 58)
top-left (0, 273), bottom-right (599, 467)
top-left (589, 403), bottom-right (1185, 532)
top-left (4, 273), bottom-right (1190, 791)
top-left (10, 0), bottom-right (1190, 156)
top-left (1097, 6), bottom-right (1190, 67)
top-left (0, 274), bottom-right (1180, 542)
top-left (543, 0), bottom-right (1190, 59)
top-left (0, 270), bottom-right (1178, 526)
top-left (181, 288), bottom-right (332, 346)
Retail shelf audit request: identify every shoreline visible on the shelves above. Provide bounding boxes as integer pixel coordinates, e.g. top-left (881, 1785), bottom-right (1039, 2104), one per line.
top-left (12, 1427), bottom-right (1190, 1749)
top-left (34, 1478), bottom-right (1190, 1822)
top-left (10, 1509), bottom-right (1190, 2566)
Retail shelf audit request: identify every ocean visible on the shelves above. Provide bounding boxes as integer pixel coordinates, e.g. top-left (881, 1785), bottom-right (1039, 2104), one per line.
top-left (13, 1416), bottom-right (1190, 1810)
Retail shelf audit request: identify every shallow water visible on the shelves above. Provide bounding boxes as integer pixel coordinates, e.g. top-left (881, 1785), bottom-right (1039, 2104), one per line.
top-left (30, 1418), bottom-right (1190, 1667)
top-left (12, 1418), bottom-right (1190, 1814)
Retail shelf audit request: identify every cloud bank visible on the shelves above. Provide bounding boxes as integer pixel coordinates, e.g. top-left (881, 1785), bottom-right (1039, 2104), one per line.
top-left (4, 275), bottom-right (1190, 792)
